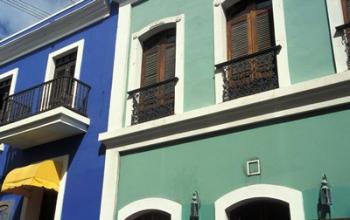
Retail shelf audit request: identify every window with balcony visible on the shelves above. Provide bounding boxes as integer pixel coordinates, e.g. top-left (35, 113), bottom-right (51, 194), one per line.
top-left (213, 0), bottom-right (290, 103)
top-left (215, 0), bottom-right (280, 101)
top-left (126, 15), bottom-right (184, 126)
top-left (128, 29), bottom-right (177, 125)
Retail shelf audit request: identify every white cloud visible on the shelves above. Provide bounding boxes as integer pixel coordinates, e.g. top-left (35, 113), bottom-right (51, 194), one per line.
top-left (0, 0), bottom-right (77, 39)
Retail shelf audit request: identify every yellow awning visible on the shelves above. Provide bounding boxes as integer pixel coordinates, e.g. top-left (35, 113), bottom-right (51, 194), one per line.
top-left (1, 160), bottom-right (62, 194)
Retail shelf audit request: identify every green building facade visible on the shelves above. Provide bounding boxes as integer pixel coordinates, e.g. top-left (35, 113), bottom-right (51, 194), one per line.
top-left (99, 0), bottom-right (350, 219)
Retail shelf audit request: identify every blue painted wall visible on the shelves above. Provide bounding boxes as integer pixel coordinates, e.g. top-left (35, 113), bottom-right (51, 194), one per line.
top-left (0, 3), bottom-right (118, 219)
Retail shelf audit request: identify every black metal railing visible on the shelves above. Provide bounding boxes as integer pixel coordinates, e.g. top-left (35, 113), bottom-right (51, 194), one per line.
top-left (0, 77), bottom-right (91, 125)
top-left (336, 22), bottom-right (350, 69)
top-left (215, 45), bottom-right (281, 102)
top-left (128, 77), bottom-right (178, 125)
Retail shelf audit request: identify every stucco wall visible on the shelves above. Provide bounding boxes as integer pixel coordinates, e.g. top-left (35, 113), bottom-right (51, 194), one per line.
top-left (117, 106), bottom-right (350, 220)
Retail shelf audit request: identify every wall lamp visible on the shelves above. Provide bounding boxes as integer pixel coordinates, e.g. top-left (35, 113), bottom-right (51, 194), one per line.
top-left (318, 174), bottom-right (332, 220)
top-left (190, 191), bottom-right (200, 220)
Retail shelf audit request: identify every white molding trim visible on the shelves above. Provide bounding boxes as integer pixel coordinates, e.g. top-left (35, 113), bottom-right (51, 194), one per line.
top-left (0, 0), bottom-right (84, 45)
top-left (0, 106), bottom-right (90, 149)
top-left (213, 0), bottom-right (291, 104)
top-left (326, 0), bottom-right (348, 73)
top-left (99, 148), bottom-right (120, 220)
top-left (118, 198), bottom-right (182, 220)
top-left (100, 71), bottom-right (350, 151)
top-left (0, 0), bottom-right (110, 66)
top-left (107, 3), bottom-right (132, 131)
top-left (215, 184), bottom-right (305, 220)
top-left (0, 68), bottom-right (18, 96)
top-left (125, 14), bottom-right (185, 126)
top-left (53, 155), bottom-right (69, 220)
top-left (44, 39), bottom-right (85, 81)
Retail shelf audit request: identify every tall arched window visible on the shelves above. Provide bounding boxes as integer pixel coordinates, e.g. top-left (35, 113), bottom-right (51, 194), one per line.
top-left (128, 28), bottom-right (177, 125)
top-left (215, 0), bottom-right (280, 101)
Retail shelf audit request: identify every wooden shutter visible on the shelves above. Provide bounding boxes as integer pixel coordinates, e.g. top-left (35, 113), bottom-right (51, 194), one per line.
top-left (141, 29), bottom-right (176, 87)
top-left (342, 0), bottom-right (350, 23)
top-left (142, 46), bottom-right (160, 86)
top-left (255, 9), bottom-right (274, 51)
top-left (164, 44), bottom-right (176, 80)
top-left (227, 0), bottom-right (274, 59)
top-left (229, 17), bottom-right (249, 59)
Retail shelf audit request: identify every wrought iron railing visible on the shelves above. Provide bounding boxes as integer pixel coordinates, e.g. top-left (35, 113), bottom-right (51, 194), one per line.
top-left (215, 45), bottom-right (281, 102)
top-left (336, 22), bottom-right (350, 69)
top-left (0, 77), bottom-right (91, 125)
top-left (128, 77), bottom-right (178, 125)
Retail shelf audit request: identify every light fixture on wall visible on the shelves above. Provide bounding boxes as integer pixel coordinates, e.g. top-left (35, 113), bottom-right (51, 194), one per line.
top-left (317, 174), bottom-right (332, 220)
top-left (190, 191), bottom-right (200, 220)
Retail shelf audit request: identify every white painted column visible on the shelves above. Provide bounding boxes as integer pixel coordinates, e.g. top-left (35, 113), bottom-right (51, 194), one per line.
top-left (99, 148), bottom-right (121, 220)
top-left (107, 3), bottom-right (132, 131)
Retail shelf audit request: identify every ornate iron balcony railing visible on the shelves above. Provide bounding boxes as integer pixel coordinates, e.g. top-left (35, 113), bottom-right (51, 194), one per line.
top-left (128, 77), bottom-right (178, 125)
top-left (215, 45), bottom-right (281, 102)
top-left (336, 22), bottom-right (350, 69)
top-left (0, 77), bottom-right (91, 125)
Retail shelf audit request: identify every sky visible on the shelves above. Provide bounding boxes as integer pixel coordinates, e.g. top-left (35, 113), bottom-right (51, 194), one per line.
top-left (0, 0), bottom-right (79, 40)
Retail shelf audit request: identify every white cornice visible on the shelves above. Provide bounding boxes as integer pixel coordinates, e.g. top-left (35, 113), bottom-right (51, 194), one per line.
top-left (0, 0), bottom-right (110, 66)
top-left (99, 71), bottom-right (350, 151)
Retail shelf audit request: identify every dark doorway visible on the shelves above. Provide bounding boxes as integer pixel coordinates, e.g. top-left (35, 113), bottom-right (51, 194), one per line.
top-left (228, 198), bottom-right (291, 220)
top-left (39, 190), bottom-right (58, 220)
top-left (130, 210), bottom-right (170, 220)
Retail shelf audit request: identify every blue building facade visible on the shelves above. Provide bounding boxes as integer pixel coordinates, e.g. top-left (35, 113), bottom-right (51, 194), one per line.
top-left (0, 0), bottom-right (118, 219)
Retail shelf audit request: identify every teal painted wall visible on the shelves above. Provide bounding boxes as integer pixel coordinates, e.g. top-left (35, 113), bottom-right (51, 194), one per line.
top-left (125, 0), bottom-right (337, 113)
top-left (117, 107), bottom-right (350, 220)
top-left (283, 0), bottom-right (336, 83)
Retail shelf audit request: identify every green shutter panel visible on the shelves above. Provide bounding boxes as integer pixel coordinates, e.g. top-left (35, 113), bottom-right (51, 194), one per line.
top-left (230, 19), bottom-right (249, 59)
top-left (255, 10), bottom-right (274, 51)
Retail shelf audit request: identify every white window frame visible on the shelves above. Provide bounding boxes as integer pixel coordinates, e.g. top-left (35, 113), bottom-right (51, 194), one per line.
top-left (118, 198), bottom-right (182, 220)
top-left (326, 0), bottom-right (348, 73)
top-left (213, 0), bottom-right (291, 103)
top-left (0, 68), bottom-right (18, 97)
top-left (0, 68), bottom-right (18, 131)
top-left (44, 39), bottom-right (84, 82)
top-left (125, 15), bottom-right (185, 127)
top-left (43, 39), bottom-right (84, 110)
top-left (215, 184), bottom-right (305, 220)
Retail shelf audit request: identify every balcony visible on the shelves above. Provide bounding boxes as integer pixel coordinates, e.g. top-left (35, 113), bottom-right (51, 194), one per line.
top-left (128, 78), bottom-right (178, 125)
top-left (336, 22), bottom-right (350, 69)
top-left (215, 45), bottom-right (281, 102)
top-left (0, 77), bottom-right (91, 149)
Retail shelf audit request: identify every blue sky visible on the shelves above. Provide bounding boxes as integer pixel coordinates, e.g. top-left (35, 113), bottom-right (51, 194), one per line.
top-left (0, 0), bottom-right (79, 40)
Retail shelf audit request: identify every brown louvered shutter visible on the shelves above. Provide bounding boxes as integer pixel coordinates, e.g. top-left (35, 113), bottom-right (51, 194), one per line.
top-left (341, 0), bottom-right (350, 23)
top-left (229, 17), bottom-right (249, 59)
top-left (164, 44), bottom-right (176, 80)
top-left (142, 46), bottom-right (160, 86)
top-left (255, 9), bottom-right (274, 51)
